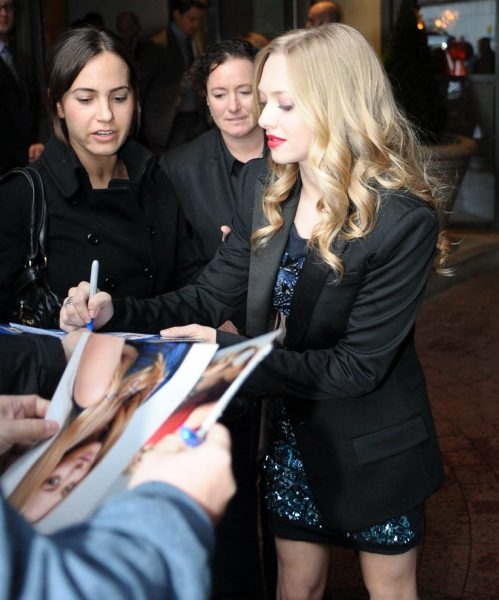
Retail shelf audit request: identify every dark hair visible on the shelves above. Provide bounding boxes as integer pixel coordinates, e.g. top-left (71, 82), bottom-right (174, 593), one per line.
top-left (82, 12), bottom-right (104, 28)
top-left (169, 0), bottom-right (207, 21)
top-left (46, 27), bottom-right (141, 142)
top-left (116, 11), bottom-right (140, 28)
top-left (185, 38), bottom-right (258, 98)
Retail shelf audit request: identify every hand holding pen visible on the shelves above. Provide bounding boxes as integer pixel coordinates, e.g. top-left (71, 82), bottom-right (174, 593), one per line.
top-left (60, 277), bottom-right (115, 333)
top-left (180, 397), bottom-right (232, 447)
top-left (129, 423), bottom-right (235, 523)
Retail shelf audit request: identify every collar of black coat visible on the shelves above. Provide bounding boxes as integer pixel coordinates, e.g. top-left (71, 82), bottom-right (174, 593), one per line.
top-left (39, 136), bottom-right (157, 200)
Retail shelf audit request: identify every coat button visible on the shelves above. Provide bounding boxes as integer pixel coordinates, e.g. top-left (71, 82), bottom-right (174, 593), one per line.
top-left (87, 233), bottom-right (100, 245)
top-left (146, 225), bottom-right (155, 237)
top-left (104, 277), bottom-right (117, 290)
top-left (144, 267), bottom-right (154, 280)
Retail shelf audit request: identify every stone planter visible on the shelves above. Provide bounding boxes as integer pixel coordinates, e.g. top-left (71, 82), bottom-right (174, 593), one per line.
top-left (427, 134), bottom-right (478, 226)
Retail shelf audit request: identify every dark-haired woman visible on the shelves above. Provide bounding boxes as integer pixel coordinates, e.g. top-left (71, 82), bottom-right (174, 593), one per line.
top-left (161, 38), bottom-right (265, 270)
top-left (0, 27), bottom-right (197, 327)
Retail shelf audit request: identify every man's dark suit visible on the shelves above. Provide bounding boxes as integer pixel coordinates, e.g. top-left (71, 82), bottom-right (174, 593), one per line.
top-left (0, 48), bottom-right (41, 174)
top-left (142, 26), bottom-right (205, 151)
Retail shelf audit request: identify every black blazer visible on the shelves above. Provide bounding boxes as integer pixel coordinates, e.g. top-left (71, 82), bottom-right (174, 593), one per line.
top-left (109, 158), bottom-right (445, 531)
top-left (0, 334), bottom-right (65, 397)
top-left (161, 128), bottom-right (246, 269)
top-left (0, 49), bottom-right (41, 173)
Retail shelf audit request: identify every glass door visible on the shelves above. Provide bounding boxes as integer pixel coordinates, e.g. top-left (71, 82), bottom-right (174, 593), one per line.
top-left (419, 0), bottom-right (498, 227)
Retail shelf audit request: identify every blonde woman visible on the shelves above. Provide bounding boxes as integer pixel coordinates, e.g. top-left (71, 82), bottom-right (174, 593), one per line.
top-left (63, 24), bottom-right (450, 600)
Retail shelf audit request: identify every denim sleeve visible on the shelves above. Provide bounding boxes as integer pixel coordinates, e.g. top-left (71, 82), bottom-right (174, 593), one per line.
top-left (0, 482), bottom-right (214, 600)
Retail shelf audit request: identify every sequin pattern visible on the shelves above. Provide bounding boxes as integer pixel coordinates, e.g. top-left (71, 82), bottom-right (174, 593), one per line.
top-left (263, 400), bottom-right (330, 529)
top-left (346, 514), bottom-right (416, 546)
top-left (263, 402), bottom-right (417, 545)
top-left (273, 251), bottom-right (306, 316)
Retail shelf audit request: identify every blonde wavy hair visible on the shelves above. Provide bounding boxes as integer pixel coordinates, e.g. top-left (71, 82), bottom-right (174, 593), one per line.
top-left (252, 24), bottom-right (450, 276)
top-left (9, 352), bottom-right (165, 517)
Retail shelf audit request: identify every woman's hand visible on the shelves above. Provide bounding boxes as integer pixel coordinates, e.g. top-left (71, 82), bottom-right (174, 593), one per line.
top-left (28, 143), bottom-right (45, 163)
top-left (218, 320), bottom-right (239, 334)
top-left (60, 281), bottom-right (115, 332)
top-left (160, 324), bottom-right (217, 343)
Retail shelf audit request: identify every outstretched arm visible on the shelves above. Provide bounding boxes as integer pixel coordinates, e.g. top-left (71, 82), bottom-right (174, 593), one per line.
top-left (1, 425), bottom-right (235, 600)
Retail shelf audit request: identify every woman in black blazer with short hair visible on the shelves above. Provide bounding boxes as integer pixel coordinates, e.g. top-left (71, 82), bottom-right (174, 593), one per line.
top-left (160, 38), bottom-right (265, 271)
top-left (63, 24), bottom-right (450, 600)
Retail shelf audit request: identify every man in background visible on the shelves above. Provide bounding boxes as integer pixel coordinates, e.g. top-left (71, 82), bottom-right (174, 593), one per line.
top-left (0, 0), bottom-right (44, 174)
top-left (116, 11), bottom-right (163, 147)
top-left (142, 0), bottom-right (208, 152)
top-left (306, 1), bottom-right (342, 27)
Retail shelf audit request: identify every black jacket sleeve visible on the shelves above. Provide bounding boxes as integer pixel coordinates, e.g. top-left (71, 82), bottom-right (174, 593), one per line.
top-left (0, 334), bottom-right (66, 397)
top-left (0, 175), bottom-right (33, 321)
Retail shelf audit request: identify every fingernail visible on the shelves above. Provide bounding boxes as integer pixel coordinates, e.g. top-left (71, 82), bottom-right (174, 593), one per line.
top-left (45, 420), bottom-right (59, 433)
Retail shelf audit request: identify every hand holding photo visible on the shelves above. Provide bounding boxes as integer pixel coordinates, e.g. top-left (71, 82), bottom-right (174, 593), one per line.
top-left (1, 331), bottom-right (276, 532)
top-left (180, 393), bottom-right (235, 446)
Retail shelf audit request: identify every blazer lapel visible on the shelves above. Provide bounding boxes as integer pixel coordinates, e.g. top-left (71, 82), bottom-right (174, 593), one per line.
top-left (286, 236), bottom-right (348, 349)
top-left (284, 250), bottom-right (331, 348)
top-left (245, 174), bottom-right (348, 346)
top-left (246, 184), bottom-right (299, 336)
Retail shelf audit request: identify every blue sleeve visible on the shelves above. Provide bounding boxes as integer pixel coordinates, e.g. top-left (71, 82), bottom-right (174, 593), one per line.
top-left (0, 482), bottom-right (214, 600)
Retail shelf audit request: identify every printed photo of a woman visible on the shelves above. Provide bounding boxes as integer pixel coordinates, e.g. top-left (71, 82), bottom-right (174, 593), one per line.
top-left (8, 334), bottom-right (190, 523)
top-left (144, 344), bottom-right (259, 447)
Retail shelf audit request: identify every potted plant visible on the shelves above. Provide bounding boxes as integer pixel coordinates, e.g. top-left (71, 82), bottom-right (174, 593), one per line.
top-left (383, 0), bottom-right (477, 224)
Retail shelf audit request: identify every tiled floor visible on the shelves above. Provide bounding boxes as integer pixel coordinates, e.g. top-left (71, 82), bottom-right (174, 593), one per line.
top-left (324, 231), bottom-right (499, 599)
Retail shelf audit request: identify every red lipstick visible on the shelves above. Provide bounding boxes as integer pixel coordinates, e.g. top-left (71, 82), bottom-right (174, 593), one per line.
top-left (266, 134), bottom-right (286, 148)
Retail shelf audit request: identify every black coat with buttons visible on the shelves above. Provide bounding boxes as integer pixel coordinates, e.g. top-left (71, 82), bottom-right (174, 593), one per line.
top-left (0, 136), bottom-right (198, 325)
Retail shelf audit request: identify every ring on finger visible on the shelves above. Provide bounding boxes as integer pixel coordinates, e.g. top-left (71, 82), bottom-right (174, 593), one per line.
top-left (64, 296), bottom-right (74, 307)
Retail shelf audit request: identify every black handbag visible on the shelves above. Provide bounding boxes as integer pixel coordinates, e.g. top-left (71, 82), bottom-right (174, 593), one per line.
top-left (5, 167), bottom-right (62, 329)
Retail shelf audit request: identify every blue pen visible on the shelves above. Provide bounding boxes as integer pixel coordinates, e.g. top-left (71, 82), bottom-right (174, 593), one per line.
top-left (180, 425), bottom-right (204, 447)
top-left (86, 260), bottom-right (99, 331)
top-left (179, 397), bottom-right (231, 447)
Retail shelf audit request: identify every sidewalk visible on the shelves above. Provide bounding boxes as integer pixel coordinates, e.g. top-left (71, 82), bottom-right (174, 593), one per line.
top-left (324, 266), bottom-right (499, 599)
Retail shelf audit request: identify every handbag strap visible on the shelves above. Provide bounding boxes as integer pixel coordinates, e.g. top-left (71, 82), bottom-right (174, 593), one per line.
top-left (3, 166), bottom-right (47, 264)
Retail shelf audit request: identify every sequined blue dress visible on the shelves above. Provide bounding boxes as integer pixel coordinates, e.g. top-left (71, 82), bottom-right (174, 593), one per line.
top-left (262, 225), bottom-right (422, 553)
